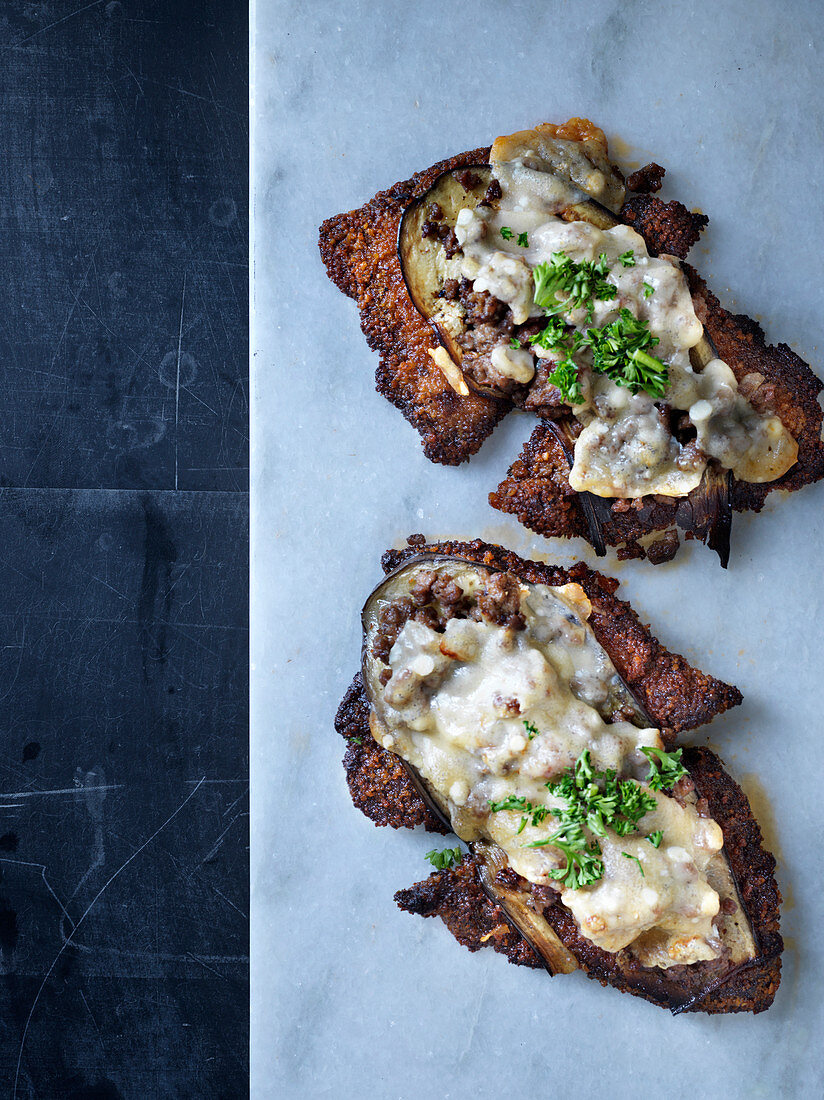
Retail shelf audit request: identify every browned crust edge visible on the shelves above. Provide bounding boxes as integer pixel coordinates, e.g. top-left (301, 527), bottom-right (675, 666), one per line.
top-left (394, 747), bottom-right (782, 1014)
top-left (318, 146), bottom-right (509, 465)
top-left (337, 537), bottom-right (741, 831)
top-left (320, 143), bottom-right (824, 558)
top-left (489, 215), bottom-right (824, 561)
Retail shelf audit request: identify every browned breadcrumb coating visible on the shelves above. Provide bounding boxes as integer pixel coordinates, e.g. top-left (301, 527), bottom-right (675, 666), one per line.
top-left (685, 264), bottom-right (824, 507)
top-left (381, 538), bottom-right (742, 735)
top-left (336, 541), bottom-right (742, 835)
top-left (491, 264), bottom-right (824, 560)
top-left (390, 753), bottom-right (781, 1013)
top-left (489, 421), bottom-right (687, 560)
top-left (395, 857), bottom-right (542, 969)
top-left (620, 194), bottom-right (709, 259)
top-left (335, 674), bottom-right (448, 834)
top-left (318, 146), bottom-right (510, 466)
top-left (337, 542), bottom-right (779, 1012)
top-left (321, 140), bottom-right (824, 557)
top-left (625, 162), bottom-right (666, 193)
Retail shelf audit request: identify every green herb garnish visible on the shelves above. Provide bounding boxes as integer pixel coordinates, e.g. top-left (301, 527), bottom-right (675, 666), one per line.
top-left (532, 252), bottom-right (616, 321)
top-left (641, 746), bottom-right (688, 791)
top-left (646, 830), bottom-right (664, 848)
top-left (488, 794), bottom-right (550, 835)
top-left (643, 281), bottom-right (654, 298)
top-left (618, 250), bottom-right (636, 267)
top-left (517, 231), bottom-right (529, 247)
top-left (622, 851), bottom-right (645, 876)
top-left (509, 337), bottom-right (521, 349)
top-left (586, 308), bottom-right (668, 398)
top-left (425, 847), bottom-right (463, 870)
top-left (500, 226), bottom-right (514, 240)
top-left (523, 719), bottom-right (539, 740)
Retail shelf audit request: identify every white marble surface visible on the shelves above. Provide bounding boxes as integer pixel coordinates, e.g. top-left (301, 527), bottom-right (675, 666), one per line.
top-left (251, 2), bottom-right (824, 1096)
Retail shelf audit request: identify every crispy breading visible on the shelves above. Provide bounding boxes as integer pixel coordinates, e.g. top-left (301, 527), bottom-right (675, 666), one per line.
top-left (625, 162), bottom-right (666, 194)
top-left (395, 857), bottom-right (542, 969)
top-left (318, 147), bottom-right (509, 465)
top-left (336, 540), bottom-right (779, 1012)
top-left (335, 673), bottom-right (447, 833)
top-left (321, 139), bottom-right (824, 561)
top-left (335, 535), bottom-right (742, 835)
top-left (491, 264), bottom-right (824, 560)
top-left (396, 749), bottom-right (781, 1013)
top-left (685, 264), bottom-right (824, 507)
top-left (383, 537), bottom-right (742, 734)
top-left (620, 194), bottom-right (709, 258)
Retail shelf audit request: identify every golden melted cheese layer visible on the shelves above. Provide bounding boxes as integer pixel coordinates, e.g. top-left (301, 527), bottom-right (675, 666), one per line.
top-left (451, 129), bottom-right (797, 496)
top-left (375, 580), bottom-right (724, 968)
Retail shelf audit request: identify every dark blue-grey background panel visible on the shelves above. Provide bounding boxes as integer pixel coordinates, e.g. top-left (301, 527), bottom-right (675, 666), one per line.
top-left (0, 489), bottom-right (248, 1097)
top-left (0, 0), bottom-right (248, 492)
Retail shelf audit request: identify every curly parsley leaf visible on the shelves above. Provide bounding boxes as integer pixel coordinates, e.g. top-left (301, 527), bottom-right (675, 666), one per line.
top-left (643, 281), bottom-right (654, 299)
top-left (646, 830), bottom-right (664, 848)
top-left (586, 308), bottom-right (668, 398)
top-left (641, 746), bottom-right (688, 791)
top-left (425, 847), bottom-right (463, 870)
top-left (618, 250), bottom-right (636, 267)
top-left (622, 851), bottom-right (645, 876)
top-left (523, 719), bottom-right (539, 740)
top-left (532, 252), bottom-right (616, 320)
top-left (517, 231), bottom-right (529, 247)
top-left (500, 226), bottom-right (514, 240)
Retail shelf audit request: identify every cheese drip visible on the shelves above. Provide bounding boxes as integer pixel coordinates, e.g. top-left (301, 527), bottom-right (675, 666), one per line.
top-left (449, 128), bottom-right (797, 496)
top-left (374, 574), bottom-right (725, 968)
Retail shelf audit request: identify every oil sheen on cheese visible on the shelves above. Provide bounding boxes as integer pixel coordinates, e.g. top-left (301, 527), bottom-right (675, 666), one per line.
top-left (373, 574), bottom-right (725, 969)
top-left (450, 131), bottom-right (796, 497)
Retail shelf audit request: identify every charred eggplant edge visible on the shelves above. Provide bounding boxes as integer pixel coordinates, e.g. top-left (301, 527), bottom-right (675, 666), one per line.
top-left (346, 541), bottom-right (779, 1013)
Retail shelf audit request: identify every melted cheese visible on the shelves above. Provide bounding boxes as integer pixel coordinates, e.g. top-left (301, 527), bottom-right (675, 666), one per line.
top-left (374, 577), bottom-right (724, 968)
top-left (452, 129), bottom-right (798, 496)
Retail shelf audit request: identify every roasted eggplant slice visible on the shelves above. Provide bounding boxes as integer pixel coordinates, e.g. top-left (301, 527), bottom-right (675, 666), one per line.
top-left (347, 543), bottom-right (781, 1013)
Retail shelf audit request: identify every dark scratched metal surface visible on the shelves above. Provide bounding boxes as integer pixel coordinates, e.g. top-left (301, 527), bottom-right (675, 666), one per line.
top-left (0, 2), bottom-right (248, 1096)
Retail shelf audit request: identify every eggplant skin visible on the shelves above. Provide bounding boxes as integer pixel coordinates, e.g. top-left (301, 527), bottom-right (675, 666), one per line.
top-left (335, 535), bottom-right (742, 835)
top-left (395, 855), bottom-right (544, 971)
top-left (320, 141), bottom-right (824, 560)
top-left (318, 146), bottom-right (509, 466)
top-left (379, 536), bottom-right (742, 735)
top-left (489, 213), bottom-right (824, 564)
top-left (335, 539), bottom-right (780, 1013)
top-left (394, 747), bottom-right (782, 1014)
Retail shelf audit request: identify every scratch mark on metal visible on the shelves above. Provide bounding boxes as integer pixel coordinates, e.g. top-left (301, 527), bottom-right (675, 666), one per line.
top-left (20, 0), bottom-right (105, 43)
top-left (198, 812), bottom-right (247, 866)
top-left (13, 777), bottom-right (206, 1098)
top-left (0, 784), bottom-right (122, 800)
top-left (0, 859), bottom-right (76, 931)
top-left (212, 886), bottom-right (247, 921)
top-left (174, 274), bottom-right (187, 491)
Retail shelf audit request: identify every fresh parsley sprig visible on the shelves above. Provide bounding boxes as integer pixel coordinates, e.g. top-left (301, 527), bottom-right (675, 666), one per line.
top-left (622, 851), bottom-right (645, 876)
top-left (523, 719), bottom-right (539, 740)
top-left (425, 847), bottom-right (463, 870)
top-left (533, 251), bottom-right (616, 322)
top-left (640, 746), bottom-right (688, 791)
top-left (488, 794), bottom-right (550, 835)
top-left (527, 248), bottom-right (669, 403)
top-left (487, 750), bottom-right (663, 891)
top-left (585, 308), bottom-right (668, 398)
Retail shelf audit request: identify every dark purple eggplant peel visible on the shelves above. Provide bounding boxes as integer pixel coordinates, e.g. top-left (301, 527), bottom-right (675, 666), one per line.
top-left (397, 161), bottom-right (734, 565)
top-left (319, 123), bottom-right (824, 565)
top-left (342, 540), bottom-right (783, 1014)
